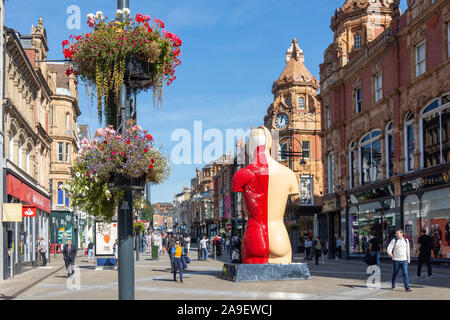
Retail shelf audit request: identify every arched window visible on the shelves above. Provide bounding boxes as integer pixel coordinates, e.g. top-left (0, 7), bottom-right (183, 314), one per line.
top-left (65, 114), bottom-right (70, 129)
top-left (58, 182), bottom-right (64, 205)
top-left (280, 141), bottom-right (288, 161)
top-left (354, 33), bottom-right (362, 49)
top-left (386, 122), bottom-right (394, 178)
top-left (9, 131), bottom-right (15, 162)
top-left (349, 141), bottom-right (356, 189)
top-left (404, 112), bottom-right (415, 172)
top-left (359, 130), bottom-right (382, 185)
top-left (26, 147), bottom-right (31, 175)
top-left (420, 94), bottom-right (450, 168)
top-left (18, 140), bottom-right (23, 169)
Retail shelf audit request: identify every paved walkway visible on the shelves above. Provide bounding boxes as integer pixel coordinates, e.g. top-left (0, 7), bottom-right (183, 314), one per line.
top-left (0, 247), bottom-right (449, 300)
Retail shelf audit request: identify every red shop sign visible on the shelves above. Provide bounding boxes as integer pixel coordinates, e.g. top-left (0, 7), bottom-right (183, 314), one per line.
top-left (22, 205), bottom-right (37, 217)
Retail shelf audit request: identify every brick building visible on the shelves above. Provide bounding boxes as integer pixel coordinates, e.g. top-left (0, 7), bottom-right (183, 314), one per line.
top-left (319, 0), bottom-right (450, 260)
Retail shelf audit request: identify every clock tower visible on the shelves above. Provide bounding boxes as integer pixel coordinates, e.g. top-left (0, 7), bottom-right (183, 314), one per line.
top-left (264, 38), bottom-right (323, 209)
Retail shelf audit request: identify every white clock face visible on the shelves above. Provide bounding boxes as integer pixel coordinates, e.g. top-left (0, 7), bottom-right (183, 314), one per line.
top-left (275, 113), bottom-right (289, 129)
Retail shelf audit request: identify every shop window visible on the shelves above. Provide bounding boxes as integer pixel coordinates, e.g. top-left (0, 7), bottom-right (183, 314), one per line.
top-left (349, 141), bottom-right (356, 189)
top-left (300, 175), bottom-right (313, 205)
top-left (421, 189), bottom-right (450, 259)
top-left (420, 96), bottom-right (450, 168)
top-left (404, 194), bottom-right (420, 258)
top-left (359, 130), bottom-right (382, 185)
top-left (385, 122), bottom-right (394, 178)
top-left (404, 112), bottom-right (415, 172)
top-left (18, 141), bottom-right (23, 169)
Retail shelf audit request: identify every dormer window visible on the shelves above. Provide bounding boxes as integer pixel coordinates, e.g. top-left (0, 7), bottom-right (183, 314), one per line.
top-left (354, 33), bottom-right (362, 49)
top-left (298, 97), bottom-right (305, 109)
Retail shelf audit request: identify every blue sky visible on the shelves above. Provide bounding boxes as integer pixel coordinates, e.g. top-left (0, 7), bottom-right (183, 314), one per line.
top-left (5, 0), bottom-right (408, 204)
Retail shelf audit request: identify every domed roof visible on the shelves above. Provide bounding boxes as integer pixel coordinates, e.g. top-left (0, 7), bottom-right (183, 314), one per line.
top-left (272, 39), bottom-right (318, 93)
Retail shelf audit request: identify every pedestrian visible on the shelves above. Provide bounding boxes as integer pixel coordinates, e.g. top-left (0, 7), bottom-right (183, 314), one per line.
top-left (369, 233), bottom-right (382, 267)
top-left (225, 237), bottom-right (231, 259)
top-left (113, 239), bottom-right (119, 269)
top-left (185, 235), bottom-right (191, 253)
top-left (387, 229), bottom-right (412, 292)
top-left (313, 237), bottom-right (322, 265)
top-left (231, 247), bottom-right (241, 263)
top-left (168, 235), bottom-right (176, 270)
top-left (171, 240), bottom-right (184, 283)
top-left (304, 237), bottom-right (312, 261)
top-left (323, 241), bottom-right (329, 256)
top-left (87, 240), bottom-right (95, 263)
top-left (361, 235), bottom-right (369, 254)
top-left (63, 239), bottom-right (76, 278)
top-left (336, 237), bottom-right (342, 259)
top-left (38, 237), bottom-right (47, 266)
top-left (431, 230), bottom-right (441, 259)
top-left (146, 234), bottom-right (152, 255)
top-left (200, 235), bottom-right (209, 261)
top-left (416, 229), bottom-right (432, 278)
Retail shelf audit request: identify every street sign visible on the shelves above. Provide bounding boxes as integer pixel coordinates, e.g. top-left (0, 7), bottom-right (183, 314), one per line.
top-left (226, 223), bottom-right (231, 232)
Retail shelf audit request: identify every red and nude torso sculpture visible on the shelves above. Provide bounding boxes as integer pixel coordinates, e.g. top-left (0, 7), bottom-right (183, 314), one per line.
top-left (232, 126), bottom-right (298, 264)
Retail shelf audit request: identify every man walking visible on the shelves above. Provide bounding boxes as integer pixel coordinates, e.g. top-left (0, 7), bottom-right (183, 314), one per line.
top-left (167, 235), bottom-right (176, 270)
top-left (87, 240), bottom-right (94, 263)
top-left (63, 240), bottom-right (77, 278)
top-left (171, 240), bottom-right (185, 283)
top-left (38, 238), bottom-right (47, 266)
top-left (417, 229), bottom-right (432, 278)
top-left (200, 235), bottom-right (209, 261)
top-left (387, 229), bottom-right (412, 292)
top-left (336, 237), bottom-right (342, 259)
top-left (369, 233), bottom-right (382, 267)
top-left (313, 237), bottom-right (322, 265)
top-left (304, 237), bottom-right (312, 261)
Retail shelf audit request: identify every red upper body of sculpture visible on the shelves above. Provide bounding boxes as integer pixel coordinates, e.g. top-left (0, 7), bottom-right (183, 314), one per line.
top-left (232, 145), bottom-right (269, 264)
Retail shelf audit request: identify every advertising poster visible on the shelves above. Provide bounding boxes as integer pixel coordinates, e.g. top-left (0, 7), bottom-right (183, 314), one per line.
top-left (95, 221), bottom-right (118, 256)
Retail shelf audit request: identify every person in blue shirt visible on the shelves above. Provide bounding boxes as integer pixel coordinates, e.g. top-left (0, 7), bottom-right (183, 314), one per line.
top-left (171, 241), bottom-right (185, 283)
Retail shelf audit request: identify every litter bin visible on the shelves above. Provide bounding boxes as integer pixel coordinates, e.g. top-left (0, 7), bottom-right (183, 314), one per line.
top-left (151, 245), bottom-right (159, 260)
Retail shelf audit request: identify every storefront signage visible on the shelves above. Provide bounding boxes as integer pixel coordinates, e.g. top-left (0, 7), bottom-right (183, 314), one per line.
top-left (7, 174), bottom-right (51, 213)
top-left (22, 206), bottom-right (37, 217)
top-left (322, 196), bottom-right (339, 213)
top-left (1, 203), bottom-right (22, 222)
top-left (402, 170), bottom-right (450, 193)
top-left (348, 184), bottom-right (394, 204)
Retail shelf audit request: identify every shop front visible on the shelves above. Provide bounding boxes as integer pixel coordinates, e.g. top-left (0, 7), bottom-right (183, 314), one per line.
top-left (3, 174), bottom-right (51, 277)
top-left (321, 195), bottom-right (340, 259)
top-left (346, 182), bottom-right (400, 259)
top-left (402, 166), bottom-right (450, 261)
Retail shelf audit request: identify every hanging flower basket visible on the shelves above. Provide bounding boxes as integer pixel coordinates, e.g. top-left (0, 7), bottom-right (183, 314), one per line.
top-left (63, 124), bottom-right (170, 220)
top-left (62, 10), bottom-right (182, 122)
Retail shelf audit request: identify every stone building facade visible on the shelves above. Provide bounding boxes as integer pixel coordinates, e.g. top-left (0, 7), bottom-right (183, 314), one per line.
top-left (264, 39), bottom-right (323, 245)
top-left (2, 19), bottom-right (53, 276)
top-left (319, 0), bottom-right (450, 260)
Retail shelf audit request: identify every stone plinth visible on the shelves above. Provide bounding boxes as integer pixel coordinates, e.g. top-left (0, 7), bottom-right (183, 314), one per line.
top-left (221, 263), bottom-right (311, 282)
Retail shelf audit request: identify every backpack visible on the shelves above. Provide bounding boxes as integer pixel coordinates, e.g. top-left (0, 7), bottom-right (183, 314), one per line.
top-left (392, 237), bottom-right (408, 254)
top-left (314, 240), bottom-right (322, 250)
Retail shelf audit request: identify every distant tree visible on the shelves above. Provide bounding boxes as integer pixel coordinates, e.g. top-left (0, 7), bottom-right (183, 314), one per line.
top-left (141, 200), bottom-right (154, 224)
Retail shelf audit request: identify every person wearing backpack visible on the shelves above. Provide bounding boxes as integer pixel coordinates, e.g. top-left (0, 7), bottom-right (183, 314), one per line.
top-left (387, 229), bottom-right (412, 292)
top-left (313, 237), bottom-right (323, 265)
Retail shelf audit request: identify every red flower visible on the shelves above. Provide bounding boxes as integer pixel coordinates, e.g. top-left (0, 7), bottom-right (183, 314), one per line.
top-left (154, 18), bottom-right (165, 28)
top-left (126, 140), bottom-right (130, 144)
top-left (62, 40), bottom-right (69, 47)
top-left (144, 148), bottom-right (148, 153)
top-left (146, 134), bottom-right (153, 141)
top-left (63, 48), bottom-right (73, 59)
top-left (149, 164), bottom-right (153, 169)
top-left (144, 22), bottom-right (153, 33)
top-left (151, 158), bottom-right (155, 163)
top-left (66, 68), bottom-right (73, 76)
top-left (104, 140), bottom-right (107, 144)
top-left (136, 14), bottom-right (145, 23)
